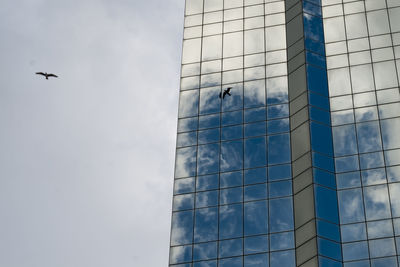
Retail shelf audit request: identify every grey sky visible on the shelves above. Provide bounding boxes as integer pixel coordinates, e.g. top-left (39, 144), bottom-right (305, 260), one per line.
top-left (0, 0), bottom-right (183, 266)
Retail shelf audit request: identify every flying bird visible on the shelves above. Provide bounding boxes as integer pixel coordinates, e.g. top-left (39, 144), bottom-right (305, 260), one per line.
top-left (219, 87), bottom-right (232, 99)
top-left (36, 72), bottom-right (58, 80)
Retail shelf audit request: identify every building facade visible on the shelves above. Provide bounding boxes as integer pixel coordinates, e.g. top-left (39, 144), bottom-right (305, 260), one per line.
top-left (170, 0), bottom-right (400, 266)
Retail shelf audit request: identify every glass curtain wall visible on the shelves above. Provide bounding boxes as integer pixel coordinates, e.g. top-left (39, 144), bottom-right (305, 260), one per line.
top-left (171, 0), bottom-right (294, 266)
top-left (323, 0), bottom-right (400, 266)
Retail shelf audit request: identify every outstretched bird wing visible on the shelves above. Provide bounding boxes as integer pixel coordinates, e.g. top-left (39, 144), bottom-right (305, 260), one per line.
top-left (47, 74), bottom-right (58, 78)
top-left (36, 72), bottom-right (46, 76)
top-left (226, 87), bottom-right (232, 93)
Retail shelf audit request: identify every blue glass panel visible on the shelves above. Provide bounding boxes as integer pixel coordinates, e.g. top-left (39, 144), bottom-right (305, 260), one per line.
top-left (199, 114), bottom-right (220, 129)
top-left (387, 166), bottom-right (400, 182)
top-left (305, 38), bottom-right (325, 55)
top-left (175, 146), bottom-right (197, 178)
top-left (244, 167), bottom-right (267, 185)
top-left (267, 118), bottom-right (289, 134)
top-left (336, 171), bottom-right (361, 189)
top-left (310, 122), bottom-right (333, 156)
top-left (199, 87), bottom-right (221, 115)
top-left (312, 152), bottom-right (334, 172)
top-left (303, 14), bottom-right (324, 43)
top-left (196, 190), bottom-right (218, 208)
top-left (307, 64), bottom-right (328, 96)
top-left (193, 242), bottom-right (217, 261)
top-left (371, 257), bottom-right (397, 267)
top-left (269, 180), bottom-right (292, 198)
top-left (175, 177), bottom-right (195, 194)
top-left (220, 170), bottom-right (243, 188)
top-left (335, 155), bottom-right (359, 173)
top-left (244, 235), bottom-right (269, 254)
top-left (173, 194), bottom-right (195, 211)
top-left (270, 197), bottom-right (294, 232)
top-left (245, 137), bottom-right (267, 168)
top-left (270, 231), bottom-right (295, 251)
top-left (171, 210), bottom-right (194, 245)
top-left (219, 204), bottom-right (243, 239)
top-left (267, 104), bottom-right (289, 119)
top-left (338, 189), bottom-right (365, 224)
top-left (303, 1), bottom-right (322, 16)
top-left (244, 253), bottom-right (269, 267)
top-left (197, 143), bottom-right (219, 175)
top-left (244, 121), bottom-right (266, 137)
top-left (305, 0), bottom-right (321, 5)
top-left (270, 250), bottom-right (295, 267)
top-left (196, 174), bottom-right (219, 191)
top-left (194, 207), bottom-right (218, 242)
top-left (269, 164), bottom-right (292, 181)
top-left (194, 260), bottom-right (216, 267)
top-left (343, 241), bottom-right (369, 261)
top-left (179, 90), bottom-right (199, 118)
top-left (220, 187), bottom-right (243, 205)
top-left (333, 125), bottom-right (358, 157)
top-left (361, 168), bottom-right (386, 186)
top-left (266, 77), bottom-right (288, 105)
top-left (309, 92), bottom-right (330, 111)
top-left (313, 168), bottom-right (336, 189)
top-left (369, 238), bottom-right (396, 258)
top-left (222, 110), bottom-right (243, 126)
top-left (367, 220), bottom-right (393, 239)
top-left (178, 117), bottom-right (198, 132)
top-left (244, 200), bottom-right (268, 235)
top-left (170, 245), bottom-right (192, 264)
top-left (198, 128), bottom-right (220, 145)
top-left (381, 118), bottom-right (400, 150)
top-left (244, 107), bottom-right (266, 123)
top-left (309, 106), bottom-right (331, 125)
top-left (306, 51), bottom-right (326, 69)
top-left (244, 79), bottom-right (266, 108)
top-left (177, 131), bottom-right (198, 147)
top-left (341, 223), bottom-right (366, 242)
top-left (268, 133), bottom-right (291, 165)
top-left (222, 84), bottom-right (243, 112)
top-left (318, 257), bottom-right (342, 267)
top-left (318, 238), bottom-right (342, 261)
top-left (219, 257), bottom-right (242, 267)
top-left (171, 263), bottom-right (192, 267)
top-left (343, 260), bottom-right (370, 267)
top-left (220, 140), bottom-right (243, 172)
top-left (219, 238), bottom-right (243, 258)
top-left (364, 185), bottom-right (391, 220)
top-left (221, 125), bottom-right (243, 141)
top-left (315, 185), bottom-right (339, 223)
top-left (317, 220), bottom-right (340, 242)
top-left (244, 184), bottom-right (268, 201)
top-left (359, 152), bottom-right (385, 170)
top-left (356, 121), bottom-right (382, 153)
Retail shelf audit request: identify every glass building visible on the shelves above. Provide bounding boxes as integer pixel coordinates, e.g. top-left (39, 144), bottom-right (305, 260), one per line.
top-left (170, 0), bottom-right (400, 266)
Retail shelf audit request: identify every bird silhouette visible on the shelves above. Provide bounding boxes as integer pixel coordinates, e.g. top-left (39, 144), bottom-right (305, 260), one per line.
top-left (219, 87), bottom-right (232, 99)
top-left (36, 72), bottom-right (58, 80)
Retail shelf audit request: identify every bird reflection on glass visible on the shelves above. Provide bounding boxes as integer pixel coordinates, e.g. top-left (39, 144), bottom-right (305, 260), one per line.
top-left (35, 72), bottom-right (59, 80)
top-left (219, 87), bottom-right (232, 99)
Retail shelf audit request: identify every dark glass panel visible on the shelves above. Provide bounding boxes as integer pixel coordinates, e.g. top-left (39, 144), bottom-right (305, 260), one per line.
top-left (244, 235), bottom-right (269, 254)
top-left (318, 238), bottom-right (342, 261)
top-left (268, 133), bottom-right (290, 165)
top-left (244, 183), bottom-right (268, 201)
top-left (222, 110), bottom-right (243, 126)
top-left (267, 104), bottom-right (289, 119)
top-left (199, 113), bottom-right (220, 129)
top-left (244, 253), bottom-right (268, 267)
top-left (244, 107), bottom-right (266, 123)
top-left (193, 242), bottom-right (217, 261)
top-left (244, 167), bottom-right (267, 185)
top-left (220, 187), bottom-right (243, 205)
top-left (267, 118), bottom-right (289, 134)
top-left (197, 143), bottom-right (220, 175)
top-left (270, 231), bottom-right (295, 251)
top-left (175, 177), bottom-right (196, 195)
top-left (218, 238), bottom-right (243, 258)
top-left (244, 121), bottom-right (266, 137)
top-left (220, 140), bottom-right (243, 172)
top-left (244, 200), bottom-right (268, 236)
top-left (219, 203), bottom-right (243, 239)
top-left (270, 197), bottom-right (294, 232)
top-left (245, 137), bottom-right (267, 168)
top-left (270, 250), bottom-right (295, 267)
top-left (269, 164), bottom-right (292, 181)
top-left (171, 210), bottom-right (194, 245)
top-left (315, 185), bottom-right (339, 223)
top-left (196, 174), bottom-right (219, 191)
top-left (317, 219), bottom-right (340, 242)
top-left (196, 190), bottom-right (219, 208)
top-left (313, 168), bottom-right (336, 189)
top-left (194, 207), bottom-right (218, 242)
top-left (310, 122), bottom-right (333, 156)
top-left (269, 180), bottom-right (292, 198)
top-left (220, 170), bottom-right (243, 188)
top-left (221, 125), bottom-right (243, 141)
top-left (198, 128), bottom-right (220, 145)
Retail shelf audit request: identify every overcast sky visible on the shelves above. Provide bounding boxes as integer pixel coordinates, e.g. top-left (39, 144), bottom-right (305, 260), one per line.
top-left (0, 0), bottom-right (183, 266)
